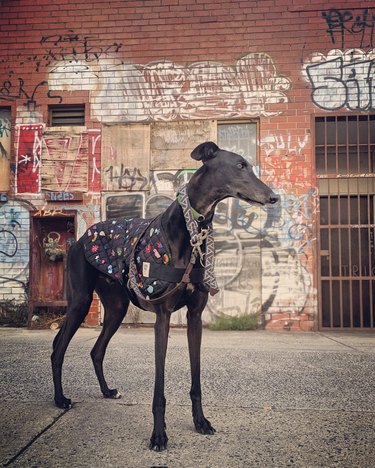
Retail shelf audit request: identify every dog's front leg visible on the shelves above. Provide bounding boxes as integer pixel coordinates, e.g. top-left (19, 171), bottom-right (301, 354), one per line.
top-left (187, 307), bottom-right (216, 435)
top-left (149, 309), bottom-right (171, 451)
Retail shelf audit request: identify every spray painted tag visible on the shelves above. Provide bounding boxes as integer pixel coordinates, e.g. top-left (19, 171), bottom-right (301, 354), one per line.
top-left (142, 262), bottom-right (150, 278)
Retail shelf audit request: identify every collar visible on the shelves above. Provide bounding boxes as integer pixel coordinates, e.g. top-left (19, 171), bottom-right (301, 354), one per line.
top-left (177, 189), bottom-right (205, 223)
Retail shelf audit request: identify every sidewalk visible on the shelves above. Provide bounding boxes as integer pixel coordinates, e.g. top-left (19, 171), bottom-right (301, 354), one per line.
top-left (1, 327), bottom-right (374, 467)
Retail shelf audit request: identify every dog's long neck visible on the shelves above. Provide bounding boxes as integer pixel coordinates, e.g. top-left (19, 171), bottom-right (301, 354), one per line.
top-left (160, 168), bottom-right (221, 264)
top-left (186, 170), bottom-right (216, 221)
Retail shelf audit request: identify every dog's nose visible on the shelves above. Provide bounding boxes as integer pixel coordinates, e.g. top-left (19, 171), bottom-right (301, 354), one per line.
top-left (269, 194), bottom-right (280, 204)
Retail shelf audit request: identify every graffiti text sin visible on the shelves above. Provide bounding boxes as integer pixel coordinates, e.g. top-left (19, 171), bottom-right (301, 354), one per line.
top-left (305, 52), bottom-right (375, 111)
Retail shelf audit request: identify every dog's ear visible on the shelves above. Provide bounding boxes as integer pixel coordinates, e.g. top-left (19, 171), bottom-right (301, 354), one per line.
top-left (191, 141), bottom-right (219, 162)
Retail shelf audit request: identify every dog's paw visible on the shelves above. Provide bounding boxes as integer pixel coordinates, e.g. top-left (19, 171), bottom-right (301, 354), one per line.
top-left (149, 430), bottom-right (168, 452)
top-left (54, 396), bottom-right (72, 410)
top-left (103, 388), bottom-right (122, 399)
top-left (194, 417), bottom-right (216, 435)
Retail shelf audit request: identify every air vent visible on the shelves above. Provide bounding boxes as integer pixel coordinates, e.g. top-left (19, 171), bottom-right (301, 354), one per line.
top-left (49, 104), bottom-right (85, 126)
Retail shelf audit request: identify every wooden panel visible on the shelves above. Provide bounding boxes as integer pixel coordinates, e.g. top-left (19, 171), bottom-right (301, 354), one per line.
top-left (104, 192), bottom-right (145, 220)
top-left (102, 124), bottom-right (150, 191)
top-left (42, 127), bottom-right (88, 192)
top-left (151, 120), bottom-right (217, 170)
top-left (0, 108), bottom-right (11, 192)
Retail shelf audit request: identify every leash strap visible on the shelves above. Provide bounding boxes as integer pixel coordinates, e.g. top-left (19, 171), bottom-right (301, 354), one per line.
top-left (178, 185), bottom-right (219, 296)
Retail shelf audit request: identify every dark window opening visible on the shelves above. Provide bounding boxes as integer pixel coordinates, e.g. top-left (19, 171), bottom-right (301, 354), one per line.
top-left (49, 104), bottom-right (85, 126)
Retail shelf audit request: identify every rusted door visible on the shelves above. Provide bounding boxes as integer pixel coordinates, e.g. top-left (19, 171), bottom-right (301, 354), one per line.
top-left (29, 212), bottom-right (76, 321)
top-left (316, 115), bottom-right (375, 329)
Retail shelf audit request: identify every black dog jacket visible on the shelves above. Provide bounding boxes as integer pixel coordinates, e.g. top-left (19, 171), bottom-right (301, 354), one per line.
top-left (82, 216), bottom-right (205, 299)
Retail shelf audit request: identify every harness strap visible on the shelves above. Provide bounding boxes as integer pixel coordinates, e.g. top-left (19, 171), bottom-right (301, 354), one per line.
top-left (128, 256), bottom-right (195, 306)
top-left (127, 214), bottom-right (197, 306)
top-left (148, 263), bottom-right (205, 283)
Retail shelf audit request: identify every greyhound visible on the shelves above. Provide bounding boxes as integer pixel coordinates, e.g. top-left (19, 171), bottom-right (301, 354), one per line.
top-left (51, 141), bottom-right (279, 451)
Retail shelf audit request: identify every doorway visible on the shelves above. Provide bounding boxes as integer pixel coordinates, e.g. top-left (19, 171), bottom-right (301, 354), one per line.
top-left (29, 211), bottom-right (76, 325)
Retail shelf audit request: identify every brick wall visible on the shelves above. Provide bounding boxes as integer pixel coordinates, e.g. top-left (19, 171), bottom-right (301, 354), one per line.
top-left (0, 0), bottom-right (373, 330)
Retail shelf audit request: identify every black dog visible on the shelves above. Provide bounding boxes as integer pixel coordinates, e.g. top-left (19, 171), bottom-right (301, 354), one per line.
top-left (51, 142), bottom-right (279, 451)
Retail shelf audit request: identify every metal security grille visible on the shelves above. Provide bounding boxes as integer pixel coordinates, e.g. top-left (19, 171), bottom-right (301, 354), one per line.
top-left (49, 104), bottom-right (85, 126)
top-left (316, 115), bottom-right (375, 329)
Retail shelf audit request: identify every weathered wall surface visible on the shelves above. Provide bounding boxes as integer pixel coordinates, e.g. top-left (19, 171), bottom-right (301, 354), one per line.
top-left (0, 200), bottom-right (29, 302)
top-left (0, 0), bottom-right (373, 329)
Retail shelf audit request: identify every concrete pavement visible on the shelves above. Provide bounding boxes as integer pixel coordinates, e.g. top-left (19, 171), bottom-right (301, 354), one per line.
top-left (0, 327), bottom-right (374, 467)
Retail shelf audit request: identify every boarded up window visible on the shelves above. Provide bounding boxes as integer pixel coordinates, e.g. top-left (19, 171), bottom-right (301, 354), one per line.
top-left (217, 122), bottom-right (257, 165)
top-left (151, 120), bottom-right (216, 170)
top-left (104, 193), bottom-right (145, 220)
top-left (102, 124), bottom-right (150, 191)
top-left (42, 127), bottom-right (88, 192)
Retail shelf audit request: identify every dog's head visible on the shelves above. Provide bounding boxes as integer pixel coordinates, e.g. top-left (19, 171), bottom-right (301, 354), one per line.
top-left (191, 142), bottom-right (279, 206)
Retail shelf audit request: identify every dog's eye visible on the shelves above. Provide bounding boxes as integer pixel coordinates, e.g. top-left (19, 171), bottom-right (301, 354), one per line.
top-left (236, 161), bottom-right (246, 169)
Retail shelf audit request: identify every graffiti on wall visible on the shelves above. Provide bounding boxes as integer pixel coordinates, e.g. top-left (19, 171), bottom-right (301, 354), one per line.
top-left (15, 124), bottom-right (44, 193)
top-left (260, 132), bottom-right (311, 192)
top-left (15, 125), bottom-right (101, 194)
top-left (0, 78), bottom-right (62, 110)
top-left (40, 32), bottom-right (123, 72)
top-left (260, 133), bottom-right (309, 159)
top-left (42, 128), bottom-right (89, 192)
top-left (303, 48), bottom-right (375, 111)
top-left (104, 166), bottom-right (149, 191)
top-left (88, 129), bottom-right (101, 192)
top-left (322, 8), bottom-right (375, 49)
top-left (0, 32), bottom-right (122, 108)
top-left (0, 201), bottom-right (29, 298)
top-left (102, 124), bottom-right (150, 191)
top-left (48, 53), bottom-right (291, 122)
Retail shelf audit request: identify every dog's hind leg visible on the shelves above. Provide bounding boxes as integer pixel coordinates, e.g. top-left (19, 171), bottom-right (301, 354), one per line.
top-left (51, 241), bottom-right (96, 409)
top-left (149, 308), bottom-right (171, 451)
top-left (91, 279), bottom-right (129, 399)
top-left (187, 294), bottom-right (216, 435)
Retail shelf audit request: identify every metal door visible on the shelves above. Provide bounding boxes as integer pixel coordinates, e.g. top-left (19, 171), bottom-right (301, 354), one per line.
top-left (316, 115), bottom-right (375, 329)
